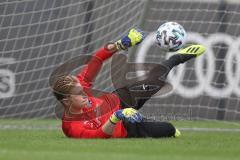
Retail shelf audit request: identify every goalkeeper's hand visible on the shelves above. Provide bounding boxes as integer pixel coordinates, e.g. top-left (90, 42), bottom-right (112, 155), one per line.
top-left (109, 108), bottom-right (143, 124)
top-left (115, 28), bottom-right (145, 50)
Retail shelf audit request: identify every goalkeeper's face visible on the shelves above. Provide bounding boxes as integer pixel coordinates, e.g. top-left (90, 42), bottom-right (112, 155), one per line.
top-left (68, 82), bottom-right (89, 108)
top-left (58, 75), bottom-right (89, 109)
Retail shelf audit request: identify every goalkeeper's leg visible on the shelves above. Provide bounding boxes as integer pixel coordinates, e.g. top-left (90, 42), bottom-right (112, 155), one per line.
top-left (115, 44), bottom-right (206, 109)
top-left (124, 121), bottom-right (180, 138)
top-left (134, 44), bottom-right (206, 108)
top-left (149, 44), bottom-right (206, 80)
top-left (130, 54), bottom-right (196, 109)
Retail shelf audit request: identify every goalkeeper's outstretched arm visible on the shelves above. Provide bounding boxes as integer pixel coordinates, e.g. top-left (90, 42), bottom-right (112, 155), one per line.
top-left (76, 28), bottom-right (145, 88)
top-left (76, 43), bottom-right (118, 88)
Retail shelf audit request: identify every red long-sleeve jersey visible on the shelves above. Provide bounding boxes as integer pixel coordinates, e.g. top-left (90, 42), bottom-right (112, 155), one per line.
top-left (61, 46), bottom-right (127, 138)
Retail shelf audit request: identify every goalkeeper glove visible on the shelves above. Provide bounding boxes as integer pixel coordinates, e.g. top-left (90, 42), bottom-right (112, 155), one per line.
top-left (109, 108), bottom-right (143, 124)
top-left (115, 28), bottom-right (145, 50)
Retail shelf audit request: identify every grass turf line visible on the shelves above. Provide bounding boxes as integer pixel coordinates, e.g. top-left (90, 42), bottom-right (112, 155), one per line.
top-left (0, 119), bottom-right (239, 160)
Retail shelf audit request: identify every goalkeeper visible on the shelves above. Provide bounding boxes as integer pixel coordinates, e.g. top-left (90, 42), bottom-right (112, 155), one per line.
top-left (52, 28), bottom-right (205, 138)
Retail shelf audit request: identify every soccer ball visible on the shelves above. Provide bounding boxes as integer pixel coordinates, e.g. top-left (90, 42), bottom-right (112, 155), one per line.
top-left (155, 21), bottom-right (187, 52)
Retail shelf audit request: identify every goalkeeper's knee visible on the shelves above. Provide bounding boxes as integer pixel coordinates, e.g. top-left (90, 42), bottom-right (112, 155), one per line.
top-left (115, 28), bottom-right (145, 50)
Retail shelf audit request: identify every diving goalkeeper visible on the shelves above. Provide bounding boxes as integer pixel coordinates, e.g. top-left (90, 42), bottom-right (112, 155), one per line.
top-left (52, 28), bottom-right (205, 138)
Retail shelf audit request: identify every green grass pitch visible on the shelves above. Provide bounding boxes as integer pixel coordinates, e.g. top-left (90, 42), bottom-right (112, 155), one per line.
top-left (0, 119), bottom-right (240, 160)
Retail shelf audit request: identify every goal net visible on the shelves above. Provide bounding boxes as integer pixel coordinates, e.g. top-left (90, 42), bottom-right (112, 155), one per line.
top-left (0, 0), bottom-right (240, 122)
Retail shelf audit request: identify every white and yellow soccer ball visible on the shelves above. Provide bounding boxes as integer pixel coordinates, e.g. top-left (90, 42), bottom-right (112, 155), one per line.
top-left (155, 21), bottom-right (187, 52)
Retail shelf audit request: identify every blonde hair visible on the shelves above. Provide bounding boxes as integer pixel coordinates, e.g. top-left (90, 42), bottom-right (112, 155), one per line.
top-left (52, 75), bottom-right (78, 100)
